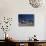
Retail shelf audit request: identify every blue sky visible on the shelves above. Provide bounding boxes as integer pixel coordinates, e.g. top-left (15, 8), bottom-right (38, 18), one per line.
top-left (18, 14), bottom-right (34, 21)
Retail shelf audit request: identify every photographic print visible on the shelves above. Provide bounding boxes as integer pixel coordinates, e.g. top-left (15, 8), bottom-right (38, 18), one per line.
top-left (18, 14), bottom-right (34, 26)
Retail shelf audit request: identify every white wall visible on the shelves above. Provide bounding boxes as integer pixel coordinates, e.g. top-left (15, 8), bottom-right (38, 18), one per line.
top-left (0, 0), bottom-right (46, 40)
